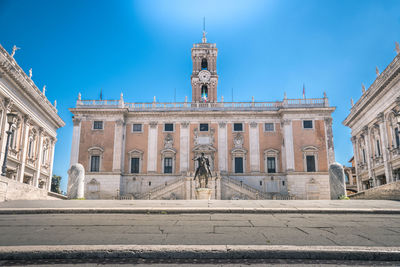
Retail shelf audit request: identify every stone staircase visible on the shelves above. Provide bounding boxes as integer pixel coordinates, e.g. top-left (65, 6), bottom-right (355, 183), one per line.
top-left (221, 176), bottom-right (294, 200)
top-left (136, 176), bottom-right (186, 200)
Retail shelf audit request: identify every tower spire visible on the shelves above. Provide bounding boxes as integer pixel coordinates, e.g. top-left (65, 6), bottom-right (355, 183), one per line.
top-left (202, 17), bottom-right (207, 43)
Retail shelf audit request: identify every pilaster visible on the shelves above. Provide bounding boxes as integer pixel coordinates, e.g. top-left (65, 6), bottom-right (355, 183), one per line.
top-left (147, 121), bottom-right (158, 172)
top-left (218, 121), bottom-right (227, 172)
top-left (33, 128), bottom-right (44, 187)
top-left (17, 115), bottom-right (30, 183)
top-left (47, 137), bottom-right (56, 191)
top-left (376, 112), bottom-right (392, 182)
top-left (324, 117), bottom-right (335, 165)
top-left (249, 122), bottom-right (260, 172)
top-left (351, 136), bottom-right (361, 192)
top-left (362, 126), bottom-right (374, 185)
top-left (112, 119), bottom-right (124, 172)
top-left (179, 122), bottom-right (190, 172)
top-left (282, 119), bottom-right (295, 172)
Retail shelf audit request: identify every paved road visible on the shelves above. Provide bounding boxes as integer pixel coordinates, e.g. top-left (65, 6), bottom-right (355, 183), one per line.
top-left (1, 213), bottom-right (399, 246)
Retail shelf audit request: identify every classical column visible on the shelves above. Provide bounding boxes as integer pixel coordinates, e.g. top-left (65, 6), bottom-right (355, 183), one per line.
top-left (249, 121), bottom-right (260, 172)
top-left (324, 117), bottom-right (335, 165)
top-left (69, 118), bottom-right (81, 166)
top-left (218, 122), bottom-right (228, 173)
top-left (351, 136), bottom-right (361, 192)
top-left (33, 128), bottom-right (44, 188)
top-left (0, 98), bottom-right (12, 166)
top-left (47, 138), bottom-right (56, 191)
top-left (362, 126), bottom-right (374, 185)
top-left (179, 122), bottom-right (190, 172)
top-left (282, 119), bottom-right (295, 172)
top-left (17, 115), bottom-right (30, 183)
top-left (112, 119), bottom-right (124, 173)
top-left (377, 112), bottom-right (392, 183)
top-left (147, 121), bottom-right (158, 172)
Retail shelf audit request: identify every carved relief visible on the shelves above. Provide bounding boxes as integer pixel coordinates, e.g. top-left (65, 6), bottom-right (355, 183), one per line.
top-left (218, 122), bottom-right (226, 128)
top-left (233, 133), bottom-right (244, 148)
top-left (181, 122), bottom-right (189, 128)
top-left (149, 121), bottom-right (158, 128)
top-left (164, 133), bottom-right (174, 149)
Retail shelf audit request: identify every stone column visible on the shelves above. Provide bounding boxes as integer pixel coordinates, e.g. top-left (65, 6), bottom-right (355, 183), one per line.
top-left (249, 122), bottom-right (260, 172)
top-left (0, 98), bottom-right (12, 166)
top-left (362, 126), bottom-right (375, 185)
top-left (33, 128), bottom-right (44, 188)
top-left (282, 119), bottom-right (295, 172)
top-left (351, 136), bottom-right (361, 192)
top-left (218, 122), bottom-right (228, 173)
top-left (180, 122), bottom-right (190, 172)
top-left (17, 115), bottom-right (30, 183)
top-left (69, 118), bottom-right (81, 166)
top-left (324, 117), bottom-right (335, 165)
top-left (112, 119), bottom-right (124, 173)
top-left (47, 138), bottom-right (56, 191)
top-left (147, 121), bottom-right (158, 173)
top-left (377, 112), bottom-right (392, 183)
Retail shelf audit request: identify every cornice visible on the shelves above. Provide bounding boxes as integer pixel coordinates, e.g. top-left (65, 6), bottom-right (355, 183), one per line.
top-left (0, 45), bottom-right (65, 128)
top-left (343, 53), bottom-right (400, 127)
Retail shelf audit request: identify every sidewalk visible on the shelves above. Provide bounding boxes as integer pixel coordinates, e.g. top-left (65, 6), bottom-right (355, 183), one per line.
top-left (0, 199), bottom-right (399, 214)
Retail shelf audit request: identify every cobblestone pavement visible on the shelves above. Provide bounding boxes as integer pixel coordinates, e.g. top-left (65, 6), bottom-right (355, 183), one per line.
top-left (0, 213), bottom-right (399, 246)
top-left (1, 258), bottom-right (400, 266)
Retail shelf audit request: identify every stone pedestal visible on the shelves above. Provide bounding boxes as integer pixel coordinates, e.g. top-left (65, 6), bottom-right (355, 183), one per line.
top-left (195, 188), bottom-right (212, 200)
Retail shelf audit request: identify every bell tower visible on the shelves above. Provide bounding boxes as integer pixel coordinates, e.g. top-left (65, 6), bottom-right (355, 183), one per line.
top-left (191, 27), bottom-right (218, 102)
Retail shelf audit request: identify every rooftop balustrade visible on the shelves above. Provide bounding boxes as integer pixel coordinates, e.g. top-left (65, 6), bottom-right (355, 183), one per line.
top-left (75, 97), bottom-right (329, 111)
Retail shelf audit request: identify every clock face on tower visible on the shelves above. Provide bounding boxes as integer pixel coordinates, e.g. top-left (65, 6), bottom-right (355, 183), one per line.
top-left (198, 70), bottom-right (211, 83)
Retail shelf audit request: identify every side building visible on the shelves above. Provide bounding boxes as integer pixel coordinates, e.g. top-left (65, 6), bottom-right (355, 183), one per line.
top-left (343, 43), bottom-right (400, 191)
top-left (0, 44), bottom-right (65, 192)
top-left (69, 34), bottom-right (335, 200)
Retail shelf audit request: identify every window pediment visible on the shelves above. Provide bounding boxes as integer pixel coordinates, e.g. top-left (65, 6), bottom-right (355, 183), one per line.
top-left (302, 145), bottom-right (318, 152)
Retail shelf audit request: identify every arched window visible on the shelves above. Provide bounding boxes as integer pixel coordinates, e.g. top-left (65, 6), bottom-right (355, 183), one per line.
top-left (201, 58), bottom-right (208, 70)
top-left (201, 85), bottom-right (208, 101)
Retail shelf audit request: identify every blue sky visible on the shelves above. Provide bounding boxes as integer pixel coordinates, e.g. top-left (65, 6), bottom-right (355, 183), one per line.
top-left (1, 0), bottom-right (400, 192)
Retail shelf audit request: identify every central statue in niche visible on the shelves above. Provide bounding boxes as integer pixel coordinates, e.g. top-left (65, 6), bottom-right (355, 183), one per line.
top-left (193, 153), bottom-right (212, 188)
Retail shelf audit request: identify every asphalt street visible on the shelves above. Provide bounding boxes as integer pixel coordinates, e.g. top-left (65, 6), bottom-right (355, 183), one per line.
top-left (1, 213), bottom-right (399, 247)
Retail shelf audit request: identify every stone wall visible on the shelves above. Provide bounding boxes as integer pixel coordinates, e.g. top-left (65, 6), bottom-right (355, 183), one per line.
top-left (348, 181), bottom-right (400, 200)
top-left (0, 176), bottom-right (65, 201)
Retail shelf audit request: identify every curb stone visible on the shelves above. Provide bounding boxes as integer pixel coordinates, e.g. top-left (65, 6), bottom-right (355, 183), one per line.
top-left (0, 208), bottom-right (400, 214)
top-left (0, 245), bottom-right (399, 261)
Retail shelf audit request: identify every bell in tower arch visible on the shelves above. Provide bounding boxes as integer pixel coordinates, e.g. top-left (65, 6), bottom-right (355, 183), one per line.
top-left (201, 58), bottom-right (208, 70)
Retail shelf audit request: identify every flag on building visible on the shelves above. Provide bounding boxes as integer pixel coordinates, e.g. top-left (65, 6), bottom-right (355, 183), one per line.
top-left (302, 84), bottom-right (305, 99)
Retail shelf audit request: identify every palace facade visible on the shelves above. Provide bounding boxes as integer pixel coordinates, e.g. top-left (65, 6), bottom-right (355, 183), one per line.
top-left (0, 44), bottom-right (65, 191)
top-left (69, 34), bottom-right (335, 200)
top-left (343, 44), bottom-right (400, 191)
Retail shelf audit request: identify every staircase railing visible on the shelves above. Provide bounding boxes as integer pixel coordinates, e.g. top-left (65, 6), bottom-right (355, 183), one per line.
top-left (136, 176), bottom-right (186, 199)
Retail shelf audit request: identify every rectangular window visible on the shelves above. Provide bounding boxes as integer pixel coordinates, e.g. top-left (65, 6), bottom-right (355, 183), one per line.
top-left (265, 123), bottom-right (274, 132)
top-left (130, 157), bottom-right (140, 173)
top-left (395, 128), bottom-right (400, 148)
top-left (93, 121), bottom-right (103, 130)
top-left (267, 157), bottom-right (276, 173)
top-left (200, 123), bottom-right (209, 132)
top-left (306, 155), bottom-right (316, 172)
top-left (376, 140), bottom-right (381, 156)
top-left (303, 120), bottom-right (313, 129)
top-left (164, 157), bottom-right (173, 173)
top-left (234, 157), bottom-right (244, 173)
top-left (233, 123), bottom-right (243, 132)
top-left (90, 155), bottom-right (100, 172)
top-left (132, 124), bottom-right (142, 132)
top-left (164, 123), bottom-right (174, 132)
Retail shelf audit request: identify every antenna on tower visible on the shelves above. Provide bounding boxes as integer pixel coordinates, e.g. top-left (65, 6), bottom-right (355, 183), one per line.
top-left (202, 17), bottom-right (207, 43)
